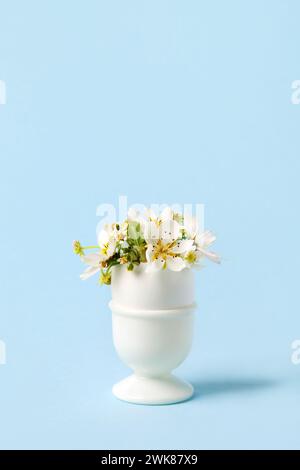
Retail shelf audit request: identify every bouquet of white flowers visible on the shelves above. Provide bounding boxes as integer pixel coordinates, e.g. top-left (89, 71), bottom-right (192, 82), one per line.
top-left (73, 207), bottom-right (220, 285)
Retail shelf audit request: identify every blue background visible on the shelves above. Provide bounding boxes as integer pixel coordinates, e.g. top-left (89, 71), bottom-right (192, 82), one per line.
top-left (0, 0), bottom-right (300, 450)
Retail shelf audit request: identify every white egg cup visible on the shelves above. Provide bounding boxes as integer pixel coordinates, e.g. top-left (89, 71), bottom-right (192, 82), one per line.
top-left (109, 265), bottom-right (196, 405)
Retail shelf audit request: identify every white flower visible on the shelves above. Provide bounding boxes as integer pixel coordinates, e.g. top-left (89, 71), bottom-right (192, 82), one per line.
top-left (183, 214), bottom-right (199, 238)
top-left (194, 230), bottom-right (221, 264)
top-left (143, 218), bottom-right (180, 243)
top-left (104, 222), bottom-right (128, 242)
top-left (144, 219), bottom-right (194, 272)
top-left (159, 207), bottom-right (174, 222)
top-left (80, 229), bottom-right (117, 280)
top-left (97, 229), bottom-right (117, 258)
top-left (144, 207), bottom-right (158, 222)
top-left (145, 206), bottom-right (175, 224)
top-left (128, 206), bottom-right (177, 234)
top-left (80, 252), bottom-right (102, 280)
top-left (183, 215), bottom-right (220, 265)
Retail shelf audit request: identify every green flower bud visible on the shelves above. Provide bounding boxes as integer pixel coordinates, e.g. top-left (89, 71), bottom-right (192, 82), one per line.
top-left (73, 240), bottom-right (84, 256)
top-left (100, 271), bottom-right (111, 285)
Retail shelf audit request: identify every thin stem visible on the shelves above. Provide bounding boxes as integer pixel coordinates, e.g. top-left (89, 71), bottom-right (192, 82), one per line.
top-left (82, 245), bottom-right (99, 250)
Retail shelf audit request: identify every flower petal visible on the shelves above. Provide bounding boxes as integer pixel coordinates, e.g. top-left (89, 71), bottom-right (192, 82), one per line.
top-left (160, 207), bottom-right (173, 221)
top-left (196, 230), bottom-right (216, 248)
top-left (107, 240), bottom-right (116, 258)
top-left (145, 208), bottom-right (158, 221)
top-left (81, 253), bottom-right (101, 266)
top-left (97, 229), bottom-right (109, 246)
top-left (197, 247), bottom-right (221, 263)
top-left (184, 214), bottom-right (198, 236)
top-left (127, 208), bottom-right (143, 223)
top-left (145, 244), bottom-right (155, 263)
top-left (166, 256), bottom-right (186, 272)
top-left (159, 219), bottom-right (180, 242)
top-left (172, 239), bottom-right (195, 254)
top-left (80, 265), bottom-right (100, 280)
top-left (103, 223), bottom-right (114, 237)
top-left (144, 221), bottom-right (160, 242)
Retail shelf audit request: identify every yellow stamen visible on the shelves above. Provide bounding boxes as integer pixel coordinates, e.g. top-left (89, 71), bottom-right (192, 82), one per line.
top-left (101, 243), bottom-right (109, 256)
top-left (152, 240), bottom-right (177, 261)
top-left (186, 251), bottom-right (197, 264)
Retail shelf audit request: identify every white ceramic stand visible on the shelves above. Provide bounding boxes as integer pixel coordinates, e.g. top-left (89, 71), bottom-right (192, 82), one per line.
top-left (109, 266), bottom-right (196, 405)
top-left (112, 374), bottom-right (193, 406)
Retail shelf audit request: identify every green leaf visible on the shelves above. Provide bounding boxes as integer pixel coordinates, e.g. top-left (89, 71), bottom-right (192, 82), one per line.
top-left (127, 221), bottom-right (141, 240)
